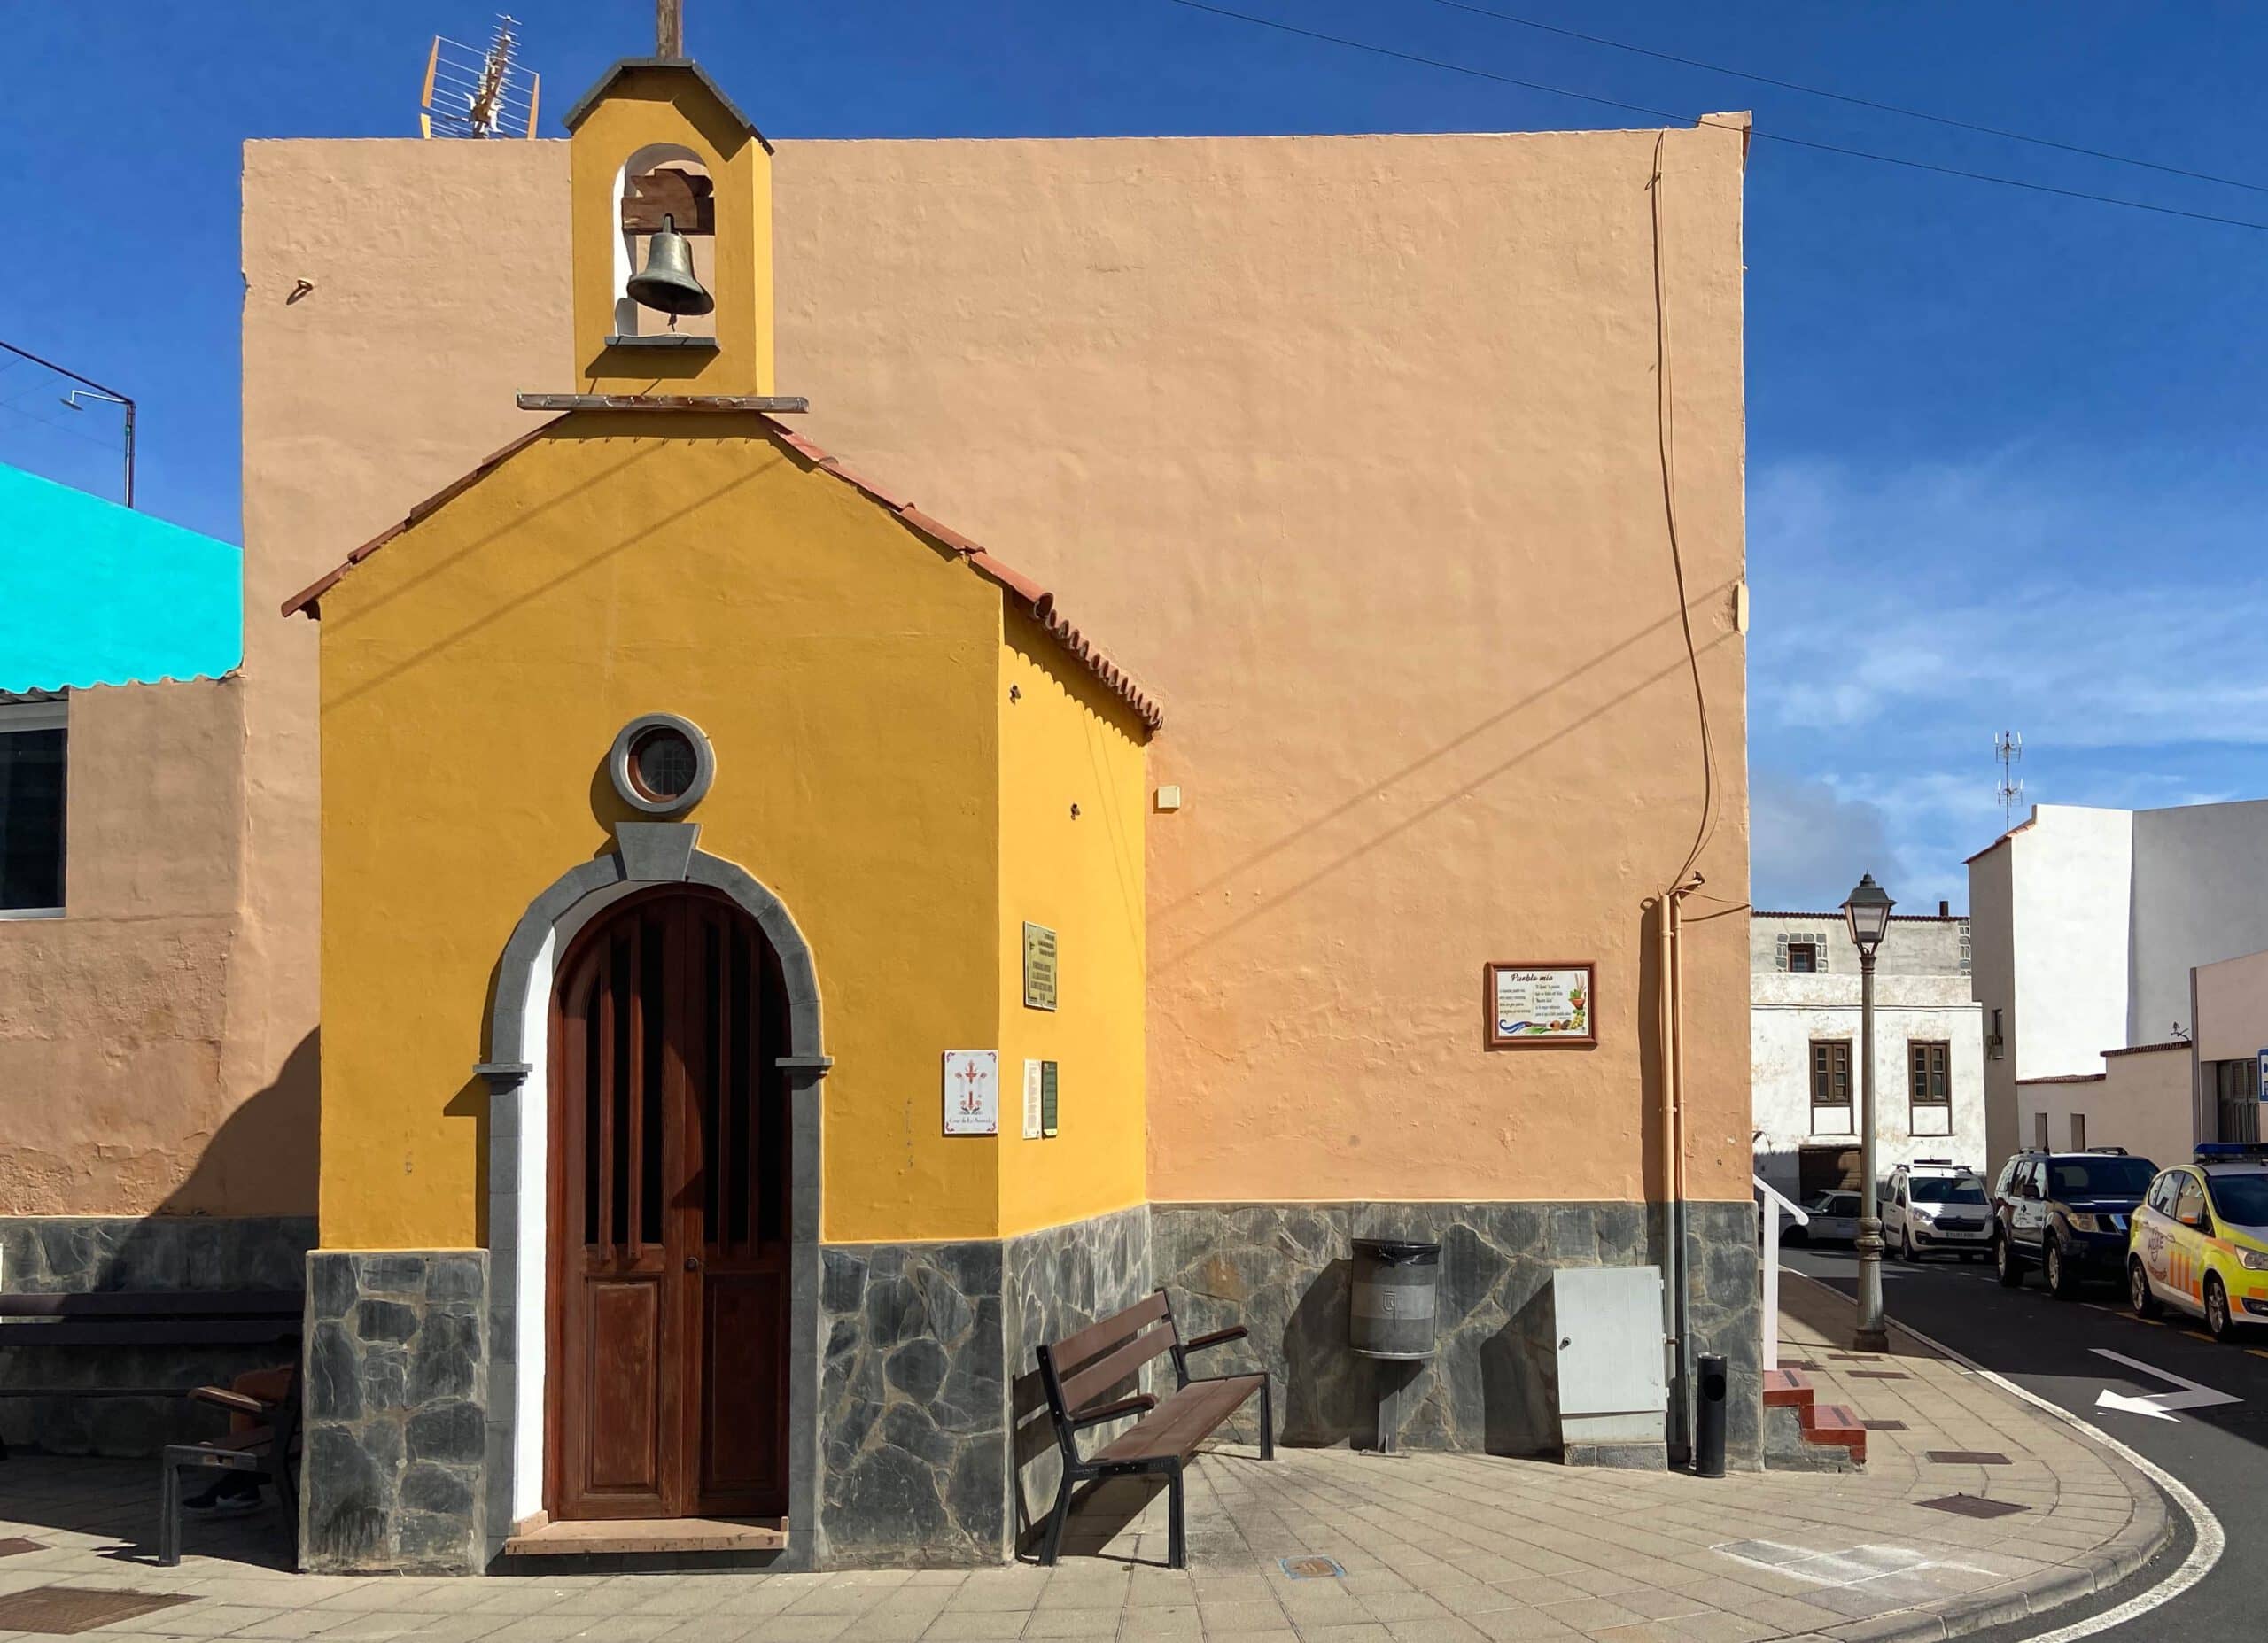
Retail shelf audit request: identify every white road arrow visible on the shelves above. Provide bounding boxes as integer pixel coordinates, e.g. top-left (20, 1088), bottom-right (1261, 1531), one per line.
top-left (2090, 1348), bottom-right (2243, 1422)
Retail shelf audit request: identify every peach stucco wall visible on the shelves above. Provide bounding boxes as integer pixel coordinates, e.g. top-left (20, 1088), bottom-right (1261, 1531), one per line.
top-left (237, 119), bottom-right (1747, 1223)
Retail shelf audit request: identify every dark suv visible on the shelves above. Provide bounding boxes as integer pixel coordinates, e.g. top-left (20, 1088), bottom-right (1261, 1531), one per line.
top-left (1992, 1148), bottom-right (2159, 1297)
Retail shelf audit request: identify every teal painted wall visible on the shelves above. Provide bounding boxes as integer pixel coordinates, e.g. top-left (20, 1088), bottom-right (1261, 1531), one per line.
top-left (0, 463), bottom-right (241, 692)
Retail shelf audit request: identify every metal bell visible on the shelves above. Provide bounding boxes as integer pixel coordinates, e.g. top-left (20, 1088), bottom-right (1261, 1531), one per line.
top-left (625, 214), bottom-right (714, 317)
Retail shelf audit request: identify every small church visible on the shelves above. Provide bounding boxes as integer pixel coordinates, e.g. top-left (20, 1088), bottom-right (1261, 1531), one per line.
top-left (287, 58), bottom-right (1156, 1570)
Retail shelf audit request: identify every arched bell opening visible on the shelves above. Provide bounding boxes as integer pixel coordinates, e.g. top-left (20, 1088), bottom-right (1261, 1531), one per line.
top-left (611, 142), bottom-right (718, 342)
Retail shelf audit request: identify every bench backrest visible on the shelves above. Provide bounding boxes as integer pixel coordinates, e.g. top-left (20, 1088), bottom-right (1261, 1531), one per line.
top-left (0, 1290), bottom-right (304, 1321)
top-left (1033, 1290), bottom-right (1184, 1456)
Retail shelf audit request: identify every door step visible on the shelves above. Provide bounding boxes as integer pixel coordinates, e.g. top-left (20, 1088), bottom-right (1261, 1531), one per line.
top-left (503, 1516), bottom-right (788, 1555)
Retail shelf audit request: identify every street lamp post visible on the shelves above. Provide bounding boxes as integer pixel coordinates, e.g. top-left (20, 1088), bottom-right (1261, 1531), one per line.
top-left (1844, 872), bottom-right (1895, 1352)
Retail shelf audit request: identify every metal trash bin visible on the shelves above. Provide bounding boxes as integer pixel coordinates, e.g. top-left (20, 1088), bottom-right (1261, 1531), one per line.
top-left (1350, 1238), bottom-right (1441, 1454)
top-left (1350, 1237), bottom-right (1441, 1360)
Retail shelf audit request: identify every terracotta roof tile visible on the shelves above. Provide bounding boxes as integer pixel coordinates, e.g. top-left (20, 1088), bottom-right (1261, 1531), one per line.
top-left (281, 410), bottom-right (1162, 735)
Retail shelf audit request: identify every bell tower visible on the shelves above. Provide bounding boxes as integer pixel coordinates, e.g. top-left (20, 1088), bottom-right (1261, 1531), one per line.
top-left (562, 36), bottom-right (775, 396)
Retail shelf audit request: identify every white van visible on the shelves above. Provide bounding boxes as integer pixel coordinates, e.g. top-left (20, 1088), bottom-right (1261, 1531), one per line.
top-left (1883, 1159), bottom-right (1992, 1261)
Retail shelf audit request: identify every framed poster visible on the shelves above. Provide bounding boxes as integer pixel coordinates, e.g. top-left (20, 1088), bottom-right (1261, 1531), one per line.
top-left (1023, 922), bottom-right (1059, 1011)
top-left (944, 1050), bottom-right (1000, 1135)
top-left (1485, 962), bottom-right (1596, 1049)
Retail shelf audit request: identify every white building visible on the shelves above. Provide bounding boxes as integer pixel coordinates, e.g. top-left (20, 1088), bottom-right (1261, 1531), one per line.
top-left (1969, 799), bottom-right (2268, 1175)
top-left (1751, 909), bottom-right (1986, 1206)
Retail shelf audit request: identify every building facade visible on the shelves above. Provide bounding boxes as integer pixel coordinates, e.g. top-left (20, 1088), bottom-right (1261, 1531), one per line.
top-left (1751, 911), bottom-right (1984, 1205)
top-left (1969, 800), bottom-right (2268, 1175)
top-left (12, 44), bottom-right (1754, 1571)
top-left (0, 465), bottom-right (273, 1456)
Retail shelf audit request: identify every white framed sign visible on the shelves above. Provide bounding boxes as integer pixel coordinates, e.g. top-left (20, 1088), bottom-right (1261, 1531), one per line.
top-left (944, 1050), bottom-right (999, 1135)
top-left (1022, 1058), bottom-right (1045, 1140)
top-left (1485, 962), bottom-right (1596, 1049)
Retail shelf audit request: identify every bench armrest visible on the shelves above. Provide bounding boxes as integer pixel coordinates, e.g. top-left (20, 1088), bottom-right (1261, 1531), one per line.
top-left (1068, 1392), bottom-right (1157, 1430)
top-left (188, 1386), bottom-right (275, 1418)
top-left (1184, 1325), bottom-right (1247, 1353)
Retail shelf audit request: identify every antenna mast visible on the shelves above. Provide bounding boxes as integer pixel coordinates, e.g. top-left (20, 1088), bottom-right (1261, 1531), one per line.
top-left (420, 15), bottom-right (540, 139)
top-left (1994, 731), bottom-right (2024, 833)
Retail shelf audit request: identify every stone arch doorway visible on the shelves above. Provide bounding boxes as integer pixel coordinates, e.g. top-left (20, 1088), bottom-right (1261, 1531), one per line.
top-left (548, 883), bottom-right (790, 1521)
top-left (480, 833), bottom-right (827, 1564)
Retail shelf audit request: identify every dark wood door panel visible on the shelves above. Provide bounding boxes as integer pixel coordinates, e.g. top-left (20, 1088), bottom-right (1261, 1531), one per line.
top-left (585, 1278), bottom-right (667, 1502)
top-left (698, 1271), bottom-right (788, 1514)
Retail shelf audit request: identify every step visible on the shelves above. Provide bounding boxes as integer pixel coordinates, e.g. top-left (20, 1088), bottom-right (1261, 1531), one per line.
top-left (502, 1515), bottom-right (788, 1556)
top-left (1762, 1368), bottom-right (1815, 1410)
top-left (1802, 1401), bottom-right (1868, 1465)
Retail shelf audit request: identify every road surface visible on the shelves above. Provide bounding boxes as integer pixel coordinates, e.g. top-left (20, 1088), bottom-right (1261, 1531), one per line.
top-left (1787, 1243), bottom-right (2268, 1639)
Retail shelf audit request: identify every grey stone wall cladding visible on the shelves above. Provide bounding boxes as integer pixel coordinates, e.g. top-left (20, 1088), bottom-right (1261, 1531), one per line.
top-left (0, 1215), bottom-right (315, 1456)
top-left (300, 1251), bottom-right (489, 1576)
top-left (813, 1205), bottom-right (1155, 1568)
top-left (1003, 1205), bottom-right (1157, 1548)
top-left (818, 1241), bottom-right (1007, 1567)
top-left (1151, 1199), bottom-right (1762, 1469)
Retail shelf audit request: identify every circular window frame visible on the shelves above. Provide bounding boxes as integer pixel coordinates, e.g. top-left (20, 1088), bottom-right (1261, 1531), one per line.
top-left (608, 712), bottom-right (715, 818)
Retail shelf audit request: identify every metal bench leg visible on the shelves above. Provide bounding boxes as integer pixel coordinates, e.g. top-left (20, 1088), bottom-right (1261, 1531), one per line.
top-left (1259, 1375), bottom-right (1275, 1461)
top-left (1166, 1463), bottom-right (1186, 1570)
top-left (1039, 1468), bottom-right (1076, 1567)
top-left (158, 1457), bottom-right (182, 1568)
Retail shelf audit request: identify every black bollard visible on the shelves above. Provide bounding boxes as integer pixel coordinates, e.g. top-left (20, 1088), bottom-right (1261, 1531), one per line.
top-left (1694, 1353), bottom-right (1728, 1478)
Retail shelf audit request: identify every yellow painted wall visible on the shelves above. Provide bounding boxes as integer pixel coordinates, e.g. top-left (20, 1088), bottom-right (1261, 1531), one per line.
top-left (994, 613), bottom-right (1148, 1238)
top-left (315, 415), bottom-right (1001, 1248)
top-left (570, 67), bottom-right (774, 395)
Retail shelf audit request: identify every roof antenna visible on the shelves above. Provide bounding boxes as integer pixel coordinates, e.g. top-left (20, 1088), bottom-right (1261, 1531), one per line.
top-left (657, 0), bottom-right (684, 58)
top-left (1994, 730), bottom-right (2023, 833)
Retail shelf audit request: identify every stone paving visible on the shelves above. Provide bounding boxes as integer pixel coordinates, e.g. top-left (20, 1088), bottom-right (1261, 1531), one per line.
top-left (0, 1283), bottom-right (2167, 1643)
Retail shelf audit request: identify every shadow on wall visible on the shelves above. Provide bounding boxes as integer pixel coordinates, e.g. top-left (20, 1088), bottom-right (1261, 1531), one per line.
top-left (0, 1030), bottom-right (321, 1458)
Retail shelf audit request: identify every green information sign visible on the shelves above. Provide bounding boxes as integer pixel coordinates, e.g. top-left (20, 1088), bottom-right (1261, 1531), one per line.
top-left (1022, 921), bottom-right (1059, 1011)
top-left (1040, 1060), bottom-right (1060, 1137)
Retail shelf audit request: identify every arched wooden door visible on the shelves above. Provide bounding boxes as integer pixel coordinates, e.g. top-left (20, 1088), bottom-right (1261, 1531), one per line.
top-left (547, 885), bottom-right (791, 1521)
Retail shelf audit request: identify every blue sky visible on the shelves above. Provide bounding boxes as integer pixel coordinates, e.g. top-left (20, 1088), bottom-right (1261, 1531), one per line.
top-left (5, 2), bottom-right (2264, 915)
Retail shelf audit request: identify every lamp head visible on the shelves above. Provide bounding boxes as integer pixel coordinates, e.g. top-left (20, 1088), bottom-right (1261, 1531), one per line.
top-left (1843, 872), bottom-right (1895, 954)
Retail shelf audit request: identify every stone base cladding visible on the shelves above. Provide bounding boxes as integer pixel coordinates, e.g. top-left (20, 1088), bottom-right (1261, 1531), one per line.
top-left (0, 1215), bottom-right (315, 1456)
top-left (1152, 1200), bottom-right (1761, 1469)
top-left (300, 1251), bottom-right (488, 1576)
top-left (818, 1240), bottom-right (1006, 1566)
top-left (1003, 1205), bottom-right (1154, 1553)
top-left (815, 1205), bottom-right (1153, 1568)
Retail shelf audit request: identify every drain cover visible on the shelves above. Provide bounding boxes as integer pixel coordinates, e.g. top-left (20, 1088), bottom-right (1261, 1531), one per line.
top-left (0, 1587), bottom-right (195, 1635)
top-left (0, 1538), bottom-right (43, 1557)
top-left (1280, 1556), bottom-right (1345, 1579)
top-left (1927, 1450), bottom-right (2012, 1466)
top-left (1849, 1370), bottom-right (1911, 1379)
top-left (1861, 1420), bottom-right (1909, 1432)
top-left (1918, 1495), bottom-right (2025, 1520)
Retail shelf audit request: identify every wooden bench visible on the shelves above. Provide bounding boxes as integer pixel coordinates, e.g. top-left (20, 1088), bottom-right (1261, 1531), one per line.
top-left (0, 1290), bottom-right (304, 1459)
top-left (1034, 1290), bottom-right (1271, 1569)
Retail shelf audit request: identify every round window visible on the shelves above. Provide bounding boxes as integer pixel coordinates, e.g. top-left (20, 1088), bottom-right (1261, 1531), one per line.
top-left (628, 725), bottom-right (700, 803)
top-left (606, 713), bottom-right (714, 817)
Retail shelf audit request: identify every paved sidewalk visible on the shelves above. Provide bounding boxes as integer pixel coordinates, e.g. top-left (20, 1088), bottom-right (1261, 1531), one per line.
top-left (0, 1287), bottom-right (2166, 1643)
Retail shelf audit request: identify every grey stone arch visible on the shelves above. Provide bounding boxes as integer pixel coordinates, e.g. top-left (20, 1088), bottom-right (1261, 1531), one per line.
top-left (474, 821), bottom-right (830, 1567)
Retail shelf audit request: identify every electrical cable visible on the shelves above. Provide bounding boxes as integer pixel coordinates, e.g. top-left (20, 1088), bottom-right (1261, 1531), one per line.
top-left (1648, 134), bottom-right (1717, 887)
top-left (1417, 0), bottom-right (2268, 198)
top-left (1162, 0), bottom-right (2268, 233)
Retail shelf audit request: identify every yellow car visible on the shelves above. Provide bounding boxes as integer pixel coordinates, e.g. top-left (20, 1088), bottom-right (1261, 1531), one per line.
top-left (2128, 1148), bottom-right (2268, 1340)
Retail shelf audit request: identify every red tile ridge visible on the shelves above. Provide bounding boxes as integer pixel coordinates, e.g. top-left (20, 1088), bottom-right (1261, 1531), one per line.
top-left (276, 408), bottom-right (1163, 737)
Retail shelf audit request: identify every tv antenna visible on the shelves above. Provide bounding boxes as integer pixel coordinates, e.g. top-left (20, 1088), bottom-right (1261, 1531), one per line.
top-left (420, 15), bottom-right (540, 139)
top-left (1994, 731), bottom-right (2024, 833)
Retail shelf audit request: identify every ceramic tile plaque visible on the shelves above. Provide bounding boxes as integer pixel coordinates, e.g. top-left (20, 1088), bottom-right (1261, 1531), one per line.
top-left (1023, 922), bottom-right (1059, 1011)
top-left (1022, 1058), bottom-right (1044, 1140)
top-left (944, 1050), bottom-right (999, 1135)
top-left (1485, 962), bottom-right (1596, 1049)
top-left (1040, 1059), bottom-right (1060, 1136)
